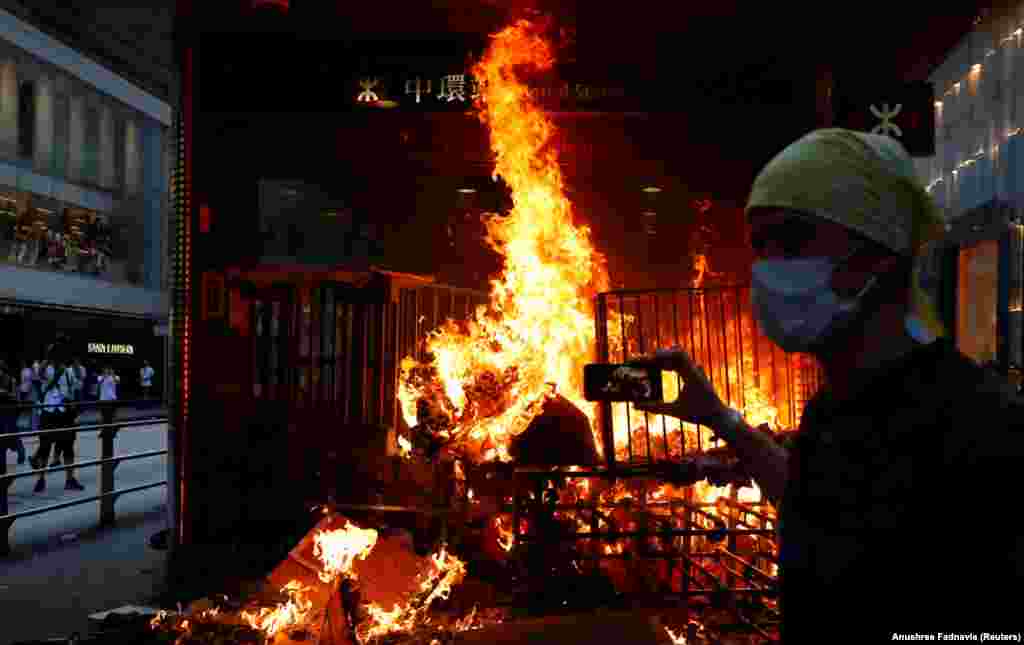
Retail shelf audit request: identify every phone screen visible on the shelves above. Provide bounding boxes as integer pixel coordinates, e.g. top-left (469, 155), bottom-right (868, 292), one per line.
top-left (583, 363), bottom-right (663, 402)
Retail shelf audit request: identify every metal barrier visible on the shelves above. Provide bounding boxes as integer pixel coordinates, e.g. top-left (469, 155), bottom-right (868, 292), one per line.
top-left (0, 398), bottom-right (168, 555)
top-left (594, 286), bottom-right (824, 470)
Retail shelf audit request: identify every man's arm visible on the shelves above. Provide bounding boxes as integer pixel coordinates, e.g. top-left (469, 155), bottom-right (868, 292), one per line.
top-left (707, 407), bottom-right (790, 503)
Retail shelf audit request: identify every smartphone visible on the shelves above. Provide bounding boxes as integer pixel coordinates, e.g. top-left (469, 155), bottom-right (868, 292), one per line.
top-left (583, 363), bottom-right (663, 403)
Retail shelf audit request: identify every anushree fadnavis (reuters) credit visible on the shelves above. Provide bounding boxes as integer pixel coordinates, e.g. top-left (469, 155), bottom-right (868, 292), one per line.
top-left (890, 634), bottom-right (1022, 642)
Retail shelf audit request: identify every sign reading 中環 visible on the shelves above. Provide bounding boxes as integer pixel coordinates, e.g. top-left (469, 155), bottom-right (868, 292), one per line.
top-left (351, 72), bottom-right (629, 112)
top-left (88, 343), bottom-right (134, 355)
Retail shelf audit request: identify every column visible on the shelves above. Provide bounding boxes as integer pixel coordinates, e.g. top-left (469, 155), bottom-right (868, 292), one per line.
top-left (67, 91), bottom-right (84, 183)
top-left (32, 74), bottom-right (53, 174)
top-left (0, 59), bottom-right (18, 160)
top-left (99, 102), bottom-right (115, 189)
top-left (124, 117), bottom-right (140, 195)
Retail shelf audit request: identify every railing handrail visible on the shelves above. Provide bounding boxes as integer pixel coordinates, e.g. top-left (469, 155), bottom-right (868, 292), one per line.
top-left (1, 448), bottom-right (167, 483)
top-left (0, 398), bottom-right (165, 411)
top-left (0, 480), bottom-right (167, 523)
top-left (1, 417), bottom-right (167, 441)
top-left (0, 406), bottom-right (169, 555)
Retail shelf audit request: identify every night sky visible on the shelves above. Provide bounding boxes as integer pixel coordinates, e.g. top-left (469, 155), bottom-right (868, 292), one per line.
top-left (194, 1), bottom-right (988, 291)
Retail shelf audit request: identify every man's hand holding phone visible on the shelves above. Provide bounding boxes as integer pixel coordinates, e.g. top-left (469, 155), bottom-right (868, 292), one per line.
top-left (629, 346), bottom-right (729, 432)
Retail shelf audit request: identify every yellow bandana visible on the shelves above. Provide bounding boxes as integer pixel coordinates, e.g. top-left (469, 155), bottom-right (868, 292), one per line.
top-left (745, 128), bottom-right (947, 341)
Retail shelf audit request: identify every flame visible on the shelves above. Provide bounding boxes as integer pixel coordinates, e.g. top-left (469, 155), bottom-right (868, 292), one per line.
top-left (358, 544), bottom-right (469, 642)
top-left (150, 518), bottom-right (481, 644)
top-left (398, 18), bottom-right (609, 462)
top-left (240, 580), bottom-right (315, 637)
top-left (397, 434), bottom-right (413, 458)
top-left (494, 515), bottom-right (516, 552)
top-left (665, 626), bottom-right (688, 644)
top-left (313, 520), bottom-right (379, 582)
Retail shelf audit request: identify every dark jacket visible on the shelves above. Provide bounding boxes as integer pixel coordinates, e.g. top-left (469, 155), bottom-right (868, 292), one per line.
top-left (779, 339), bottom-right (1024, 642)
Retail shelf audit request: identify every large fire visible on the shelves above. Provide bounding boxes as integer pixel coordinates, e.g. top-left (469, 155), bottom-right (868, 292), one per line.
top-left (396, 18), bottom-right (789, 474)
top-left (150, 517), bottom-right (485, 644)
top-left (399, 18), bottom-right (609, 463)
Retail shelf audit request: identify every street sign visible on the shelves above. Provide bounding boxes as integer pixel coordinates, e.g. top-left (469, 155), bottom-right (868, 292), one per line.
top-left (832, 81), bottom-right (935, 156)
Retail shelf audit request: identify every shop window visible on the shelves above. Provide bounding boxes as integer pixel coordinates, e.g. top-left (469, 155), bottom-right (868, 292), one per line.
top-left (113, 116), bottom-right (126, 192)
top-left (957, 239), bottom-right (999, 365)
top-left (83, 105), bottom-right (100, 185)
top-left (51, 92), bottom-right (68, 176)
top-left (18, 81), bottom-right (34, 159)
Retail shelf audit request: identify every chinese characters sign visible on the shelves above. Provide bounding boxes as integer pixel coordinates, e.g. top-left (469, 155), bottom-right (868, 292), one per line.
top-left (350, 71), bottom-right (629, 111)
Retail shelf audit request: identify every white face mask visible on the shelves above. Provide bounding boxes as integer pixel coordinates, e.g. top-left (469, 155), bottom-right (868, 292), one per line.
top-left (751, 249), bottom-right (877, 353)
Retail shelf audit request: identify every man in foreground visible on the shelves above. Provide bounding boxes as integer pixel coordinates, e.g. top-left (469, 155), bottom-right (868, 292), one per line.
top-left (635, 129), bottom-right (1024, 640)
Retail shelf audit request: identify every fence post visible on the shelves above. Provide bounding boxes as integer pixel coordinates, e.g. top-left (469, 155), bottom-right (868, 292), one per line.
top-left (0, 443), bottom-right (9, 555)
top-left (99, 417), bottom-right (119, 527)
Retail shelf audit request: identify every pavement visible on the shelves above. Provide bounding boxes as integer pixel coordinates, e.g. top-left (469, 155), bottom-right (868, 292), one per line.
top-left (1, 404), bottom-right (170, 645)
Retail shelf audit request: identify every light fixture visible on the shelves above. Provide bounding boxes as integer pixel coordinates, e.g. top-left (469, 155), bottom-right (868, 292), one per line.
top-left (642, 186), bottom-right (662, 193)
top-left (457, 188), bottom-right (477, 194)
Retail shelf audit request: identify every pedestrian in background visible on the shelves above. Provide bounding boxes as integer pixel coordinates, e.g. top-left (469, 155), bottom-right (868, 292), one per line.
top-left (140, 359), bottom-right (154, 400)
top-left (30, 359), bottom-right (43, 434)
top-left (33, 359), bottom-right (84, 492)
top-left (72, 358), bottom-right (85, 402)
top-left (13, 359), bottom-right (37, 464)
top-left (98, 365), bottom-right (119, 440)
top-left (84, 361), bottom-right (100, 403)
top-left (0, 360), bottom-right (24, 465)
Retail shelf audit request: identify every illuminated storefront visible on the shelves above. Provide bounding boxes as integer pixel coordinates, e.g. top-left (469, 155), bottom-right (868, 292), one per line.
top-left (913, 11), bottom-right (1024, 381)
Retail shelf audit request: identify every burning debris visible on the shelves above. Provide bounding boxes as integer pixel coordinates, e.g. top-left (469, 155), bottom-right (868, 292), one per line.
top-left (148, 515), bottom-right (499, 645)
top-left (509, 394), bottom-right (599, 467)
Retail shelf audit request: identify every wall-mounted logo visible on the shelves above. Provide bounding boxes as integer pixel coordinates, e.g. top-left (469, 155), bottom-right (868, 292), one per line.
top-left (88, 343), bottom-right (134, 355)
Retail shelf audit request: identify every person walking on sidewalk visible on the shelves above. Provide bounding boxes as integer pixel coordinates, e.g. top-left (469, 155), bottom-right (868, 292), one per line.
top-left (33, 359), bottom-right (84, 492)
top-left (139, 360), bottom-right (154, 400)
top-left (46, 360), bottom-right (78, 468)
top-left (72, 358), bottom-right (85, 402)
top-left (98, 365), bottom-right (119, 438)
top-left (84, 360), bottom-right (100, 403)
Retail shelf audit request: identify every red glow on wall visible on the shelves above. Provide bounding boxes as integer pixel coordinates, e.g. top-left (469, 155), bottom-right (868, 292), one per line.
top-left (251, 0), bottom-right (289, 10)
top-left (200, 204), bottom-right (211, 233)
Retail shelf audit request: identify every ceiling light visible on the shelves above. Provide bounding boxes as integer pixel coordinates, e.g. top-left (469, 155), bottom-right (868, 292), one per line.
top-left (641, 186), bottom-right (662, 193)
top-left (457, 188), bottom-right (477, 194)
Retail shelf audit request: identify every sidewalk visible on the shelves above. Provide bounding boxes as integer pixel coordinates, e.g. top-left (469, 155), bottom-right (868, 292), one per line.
top-left (1, 508), bottom-right (169, 645)
top-left (2, 403), bottom-right (171, 644)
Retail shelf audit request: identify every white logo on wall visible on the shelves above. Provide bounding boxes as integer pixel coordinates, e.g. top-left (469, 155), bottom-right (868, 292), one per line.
top-left (88, 343), bottom-right (134, 355)
top-left (869, 103), bottom-right (903, 137)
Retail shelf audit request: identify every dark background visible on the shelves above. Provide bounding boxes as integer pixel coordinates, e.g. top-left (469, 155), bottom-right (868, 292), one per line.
top-left (182, 0), bottom-right (993, 291)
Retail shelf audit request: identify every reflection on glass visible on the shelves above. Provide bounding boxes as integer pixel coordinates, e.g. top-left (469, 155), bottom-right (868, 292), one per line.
top-left (957, 239), bottom-right (999, 365)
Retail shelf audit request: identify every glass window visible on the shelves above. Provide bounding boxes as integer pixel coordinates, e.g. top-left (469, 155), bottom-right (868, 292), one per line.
top-left (52, 90), bottom-right (68, 177)
top-left (17, 80), bottom-right (33, 159)
top-left (83, 103), bottom-right (100, 185)
top-left (957, 239), bottom-right (1000, 365)
top-left (113, 114), bottom-right (125, 192)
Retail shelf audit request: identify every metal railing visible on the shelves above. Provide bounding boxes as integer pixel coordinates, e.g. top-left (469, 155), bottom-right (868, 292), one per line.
top-left (594, 286), bottom-right (824, 471)
top-left (0, 398), bottom-right (168, 555)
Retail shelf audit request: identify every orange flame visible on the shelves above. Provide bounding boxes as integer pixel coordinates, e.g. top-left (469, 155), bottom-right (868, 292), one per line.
top-left (240, 580), bottom-right (315, 637)
top-left (150, 518), bottom-right (480, 643)
top-left (313, 520), bottom-right (379, 582)
top-left (358, 544), bottom-right (469, 642)
top-left (493, 515), bottom-right (516, 552)
top-left (398, 18), bottom-right (609, 462)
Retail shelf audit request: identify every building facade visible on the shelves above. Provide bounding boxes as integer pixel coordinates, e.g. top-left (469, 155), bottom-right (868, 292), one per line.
top-left (914, 8), bottom-right (1024, 377)
top-left (0, 7), bottom-right (172, 370)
